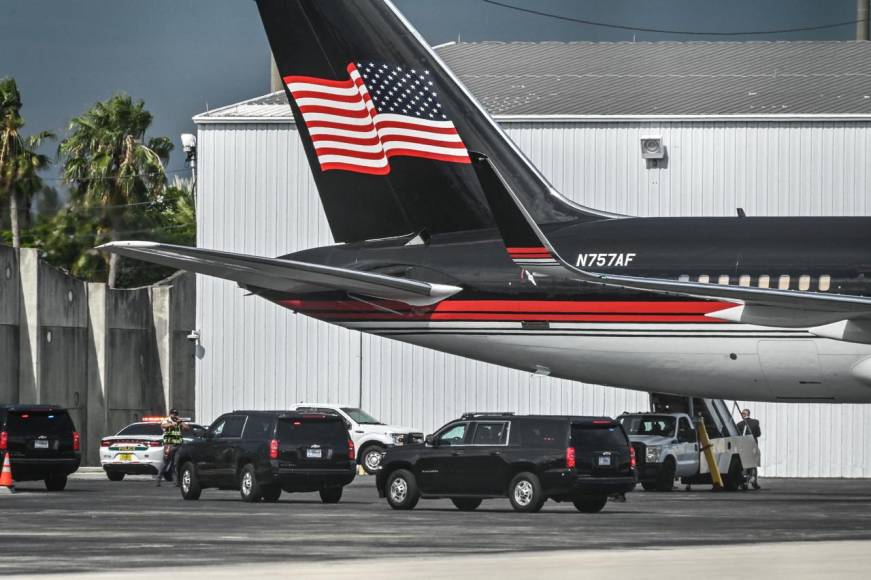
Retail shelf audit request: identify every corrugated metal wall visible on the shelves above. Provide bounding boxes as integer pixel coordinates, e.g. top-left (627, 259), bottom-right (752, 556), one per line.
top-left (196, 120), bottom-right (871, 477)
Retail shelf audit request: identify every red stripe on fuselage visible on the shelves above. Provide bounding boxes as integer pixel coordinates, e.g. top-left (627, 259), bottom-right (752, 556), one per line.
top-left (507, 246), bottom-right (550, 254)
top-left (279, 299), bottom-right (731, 323)
top-left (297, 312), bottom-right (719, 322)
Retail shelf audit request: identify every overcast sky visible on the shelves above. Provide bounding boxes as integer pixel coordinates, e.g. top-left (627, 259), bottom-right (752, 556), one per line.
top-left (0, 0), bottom-right (859, 186)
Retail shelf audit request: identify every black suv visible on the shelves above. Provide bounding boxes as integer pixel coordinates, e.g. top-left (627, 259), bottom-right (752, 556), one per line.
top-left (175, 410), bottom-right (356, 503)
top-left (376, 413), bottom-right (636, 513)
top-left (0, 404), bottom-right (81, 490)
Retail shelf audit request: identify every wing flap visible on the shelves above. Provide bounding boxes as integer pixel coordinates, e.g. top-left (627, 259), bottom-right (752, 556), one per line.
top-left (98, 241), bottom-right (461, 306)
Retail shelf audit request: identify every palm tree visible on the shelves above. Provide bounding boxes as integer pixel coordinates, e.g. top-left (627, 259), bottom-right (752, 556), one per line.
top-left (59, 94), bottom-right (172, 287)
top-left (0, 78), bottom-right (54, 249)
top-left (4, 133), bottom-right (54, 246)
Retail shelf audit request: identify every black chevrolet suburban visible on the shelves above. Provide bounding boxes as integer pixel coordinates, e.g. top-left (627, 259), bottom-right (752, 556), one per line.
top-left (175, 410), bottom-right (356, 503)
top-left (0, 404), bottom-right (81, 490)
top-left (376, 413), bottom-right (636, 513)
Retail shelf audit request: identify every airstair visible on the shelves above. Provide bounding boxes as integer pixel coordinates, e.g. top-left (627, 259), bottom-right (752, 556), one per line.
top-left (648, 393), bottom-right (760, 490)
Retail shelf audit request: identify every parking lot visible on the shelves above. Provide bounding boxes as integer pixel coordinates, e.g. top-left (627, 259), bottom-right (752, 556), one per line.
top-left (2, 474), bottom-right (871, 577)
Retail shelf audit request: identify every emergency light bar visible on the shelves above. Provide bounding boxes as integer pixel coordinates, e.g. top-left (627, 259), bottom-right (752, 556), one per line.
top-left (140, 416), bottom-right (193, 423)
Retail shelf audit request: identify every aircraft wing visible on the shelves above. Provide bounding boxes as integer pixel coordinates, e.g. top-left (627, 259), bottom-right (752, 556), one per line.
top-left (97, 241), bottom-right (462, 307)
top-left (470, 153), bottom-right (871, 341)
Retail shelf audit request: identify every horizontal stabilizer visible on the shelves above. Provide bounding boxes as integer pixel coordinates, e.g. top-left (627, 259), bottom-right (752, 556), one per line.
top-left (98, 242), bottom-right (462, 307)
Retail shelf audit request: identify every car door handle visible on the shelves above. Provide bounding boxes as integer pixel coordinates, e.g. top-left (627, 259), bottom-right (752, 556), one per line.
top-left (490, 451), bottom-right (502, 456)
top-left (451, 450), bottom-right (464, 456)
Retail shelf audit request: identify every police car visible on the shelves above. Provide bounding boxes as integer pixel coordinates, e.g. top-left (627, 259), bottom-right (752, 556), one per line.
top-left (100, 417), bottom-right (204, 481)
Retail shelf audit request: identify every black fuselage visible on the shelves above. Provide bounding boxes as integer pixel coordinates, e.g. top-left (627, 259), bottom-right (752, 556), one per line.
top-left (280, 216), bottom-right (871, 303)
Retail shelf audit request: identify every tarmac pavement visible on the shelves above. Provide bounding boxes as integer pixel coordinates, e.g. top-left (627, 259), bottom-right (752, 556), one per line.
top-left (1, 475), bottom-right (871, 577)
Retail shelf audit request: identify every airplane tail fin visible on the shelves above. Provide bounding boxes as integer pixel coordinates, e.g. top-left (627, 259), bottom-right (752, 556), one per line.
top-left (255, 0), bottom-right (608, 244)
top-left (470, 153), bottom-right (563, 273)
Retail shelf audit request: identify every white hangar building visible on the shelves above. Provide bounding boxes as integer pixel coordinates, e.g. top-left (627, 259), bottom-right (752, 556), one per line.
top-left (193, 41), bottom-right (871, 478)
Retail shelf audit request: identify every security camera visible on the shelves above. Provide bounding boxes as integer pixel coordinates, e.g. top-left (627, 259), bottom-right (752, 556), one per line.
top-left (181, 133), bottom-right (197, 153)
top-left (640, 136), bottom-right (665, 160)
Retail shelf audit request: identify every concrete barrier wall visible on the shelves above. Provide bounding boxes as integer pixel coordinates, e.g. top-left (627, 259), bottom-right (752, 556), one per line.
top-left (0, 246), bottom-right (19, 403)
top-left (0, 246), bottom-right (196, 465)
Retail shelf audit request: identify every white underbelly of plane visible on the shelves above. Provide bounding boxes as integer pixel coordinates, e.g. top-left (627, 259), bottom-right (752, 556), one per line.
top-left (342, 321), bottom-right (871, 403)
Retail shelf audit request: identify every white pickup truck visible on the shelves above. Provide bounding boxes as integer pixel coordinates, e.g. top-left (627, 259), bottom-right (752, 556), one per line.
top-left (289, 403), bottom-right (423, 474)
top-left (619, 407), bottom-right (760, 491)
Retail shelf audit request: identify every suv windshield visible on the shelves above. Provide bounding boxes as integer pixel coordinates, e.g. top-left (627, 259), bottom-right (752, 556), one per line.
top-left (619, 415), bottom-right (676, 437)
top-left (6, 410), bottom-right (74, 435)
top-left (117, 423), bottom-right (163, 436)
top-left (340, 408), bottom-right (382, 425)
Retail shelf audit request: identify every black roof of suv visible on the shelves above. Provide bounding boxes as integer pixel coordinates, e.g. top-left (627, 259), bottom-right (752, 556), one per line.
top-left (377, 413), bottom-right (636, 513)
top-left (0, 404), bottom-right (81, 489)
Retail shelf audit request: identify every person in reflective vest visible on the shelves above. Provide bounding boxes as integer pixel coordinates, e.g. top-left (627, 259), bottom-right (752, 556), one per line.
top-left (158, 409), bottom-right (188, 487)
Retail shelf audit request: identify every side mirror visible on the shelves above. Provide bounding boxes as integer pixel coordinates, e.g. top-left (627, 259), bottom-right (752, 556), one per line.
top-left (425, 434), bottom-right (435, 446)
top-left (204, 430), bottom-right (215, 440)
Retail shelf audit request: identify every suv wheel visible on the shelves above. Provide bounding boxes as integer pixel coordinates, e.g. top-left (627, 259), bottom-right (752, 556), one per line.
top-left (44, 474), bottom-right (67, 491)
top-left (451, 498), bottom-right (482, 511)
top-left (179, 462), bottom-right (202, 500)
top-left (361, 444), bottom-right (386, 474)
top-left (261, 484), bottom-right (282, 503)
top-left (508, 472), bottom-right (545, 513)
top-left (385, 469), bottom-right (419, 510)
top-left (655, 458), bottom-right (676, 491)
top-left (319, 486), bottom-right (343, 504)
top-left (239, 463), bottom-right (263, 502)
top-left (573, 496), bottom-right (608, 513)
top-left (106, 471), bottom-right (125, 482)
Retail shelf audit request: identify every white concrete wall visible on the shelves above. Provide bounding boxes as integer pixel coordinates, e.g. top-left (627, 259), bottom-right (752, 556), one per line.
top-left (0, 245), bottom-right (196, 465)
top-left (195, 120), bottom-right (871, 477)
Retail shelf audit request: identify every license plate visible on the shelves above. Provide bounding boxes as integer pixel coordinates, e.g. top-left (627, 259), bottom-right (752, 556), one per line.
top-left (306, 448), bottom-right (323, 459)
top-left (34, 440), bottom-right (49, 449)
top-left (118, 453), bottom-right (134, 462)
top-left (597, 455), bottom-right (612, 466)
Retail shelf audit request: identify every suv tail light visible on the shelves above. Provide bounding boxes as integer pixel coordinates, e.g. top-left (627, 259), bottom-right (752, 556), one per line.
top-left (269, 439), bottom-right (279, 460)
top-left (630, 445), bottom-right (637, 469)
top-left (73, 432), bottom-right (81, 452)
top-left (0, 431), bottom-right (7, 451)
top-left (348, 438), bottom-right (356, 461)
top-left (101, 439), bottom-right (111, 448)
top-left (565, 446), bottom-right (576, 469)
top-left (148, 440), bottom-right (163, 447)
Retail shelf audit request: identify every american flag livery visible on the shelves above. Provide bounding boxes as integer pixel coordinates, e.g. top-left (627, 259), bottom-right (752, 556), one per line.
top-left (507, 246), bottom-right (560, 268)
top-left (284, 62), bottom-right (471, 175)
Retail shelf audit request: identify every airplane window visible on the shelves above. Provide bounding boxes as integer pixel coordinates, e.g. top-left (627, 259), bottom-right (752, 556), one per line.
top-left (698, 275), bottom-right (710, 283)
top-left (678, 274), bottom-right (689, 282)
top-left (758, 275), bottom-right (770, 289)
top-left (799, 275), bottom-right (811, 291)
top-left (718, 275), bottom-right (730, 285)
top-left (819, 275), bottom-right (831, 292)
top-left (778, 275), bottom-right (790, 290)
top-left (739, 275), bottom-right (751, 287)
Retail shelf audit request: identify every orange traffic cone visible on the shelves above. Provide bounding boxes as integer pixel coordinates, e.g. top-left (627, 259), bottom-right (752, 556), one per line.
top-left (0, 452), bottom-right (14, 494)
